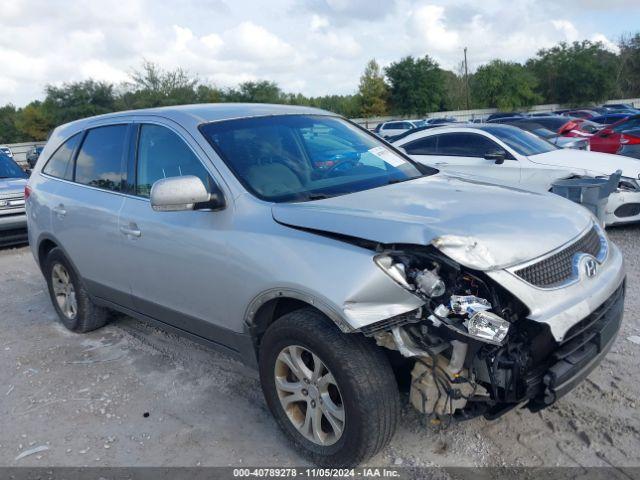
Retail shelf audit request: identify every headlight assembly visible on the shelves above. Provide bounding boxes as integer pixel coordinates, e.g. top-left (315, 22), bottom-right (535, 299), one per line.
top-left (467, 311), bottom-right (510, 344)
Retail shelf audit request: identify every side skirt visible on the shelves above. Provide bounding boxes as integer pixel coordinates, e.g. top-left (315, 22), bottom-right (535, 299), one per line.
top-left (91, 295), bottom-right (258, 369)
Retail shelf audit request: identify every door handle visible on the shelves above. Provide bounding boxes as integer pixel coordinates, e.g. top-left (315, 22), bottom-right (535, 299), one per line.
top-left (120, 222), bottom-right (142, 238)
top-left (53, 204), bottom-right (67, 217)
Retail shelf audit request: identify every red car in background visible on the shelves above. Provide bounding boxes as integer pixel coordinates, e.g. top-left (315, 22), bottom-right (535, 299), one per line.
top-left (558, 118), bottom-right (601, 137)
top-left (529, 116), bottom-right (599, 138)
top-left (589, 115), bottom-right (640, 154)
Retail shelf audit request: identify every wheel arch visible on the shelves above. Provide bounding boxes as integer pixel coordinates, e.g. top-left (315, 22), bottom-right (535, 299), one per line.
top-left (35, 233), bottom-right (81, 278)
top-left (37, 235), bottom-right (60, 272)
top-left (245, 288), bottom-right (353, 352)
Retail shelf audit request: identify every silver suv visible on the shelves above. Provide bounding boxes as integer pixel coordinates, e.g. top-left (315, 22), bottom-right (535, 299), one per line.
top-left (27, 104), bottom-right (625, 466)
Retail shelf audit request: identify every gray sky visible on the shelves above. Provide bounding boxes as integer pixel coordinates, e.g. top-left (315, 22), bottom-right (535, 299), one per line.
top-left (1, 0), bottom-right (638, 106)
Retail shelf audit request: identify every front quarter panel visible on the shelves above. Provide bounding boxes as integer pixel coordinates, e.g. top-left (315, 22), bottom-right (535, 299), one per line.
top-left (231, 196), bottom-right (425, 333)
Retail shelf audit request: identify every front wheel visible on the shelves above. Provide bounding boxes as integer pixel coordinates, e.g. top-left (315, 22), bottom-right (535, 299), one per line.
top-left (259, 308), bottom-right (400, 466)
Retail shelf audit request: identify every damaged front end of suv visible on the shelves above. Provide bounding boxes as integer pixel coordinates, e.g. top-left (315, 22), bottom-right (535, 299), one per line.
top-left (351, 222), bottom-right (625, 423)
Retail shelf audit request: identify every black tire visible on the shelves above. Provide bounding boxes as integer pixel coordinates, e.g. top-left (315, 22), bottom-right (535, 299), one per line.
top-left (44, 247), bottom-right (109, 333)
top-left (259, 308), bottom-right (400, 466)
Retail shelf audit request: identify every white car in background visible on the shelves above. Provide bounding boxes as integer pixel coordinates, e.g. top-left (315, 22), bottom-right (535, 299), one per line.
top-left (0, 146), bottom-right (14, 158)
top-left (392, 124), bottom-right (640, 226)
top-left (374, 120), bottom-right (424, 138)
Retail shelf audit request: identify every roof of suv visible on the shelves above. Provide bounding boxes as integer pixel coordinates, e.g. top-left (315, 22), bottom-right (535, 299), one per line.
top-left (57, 103), bottom-right (334, 130)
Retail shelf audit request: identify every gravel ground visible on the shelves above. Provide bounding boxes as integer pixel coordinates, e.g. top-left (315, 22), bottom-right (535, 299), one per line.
top-left (1, 226), bottom-right (639, 468)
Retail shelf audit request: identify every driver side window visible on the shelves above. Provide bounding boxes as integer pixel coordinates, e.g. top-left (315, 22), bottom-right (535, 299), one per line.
top-left (136, 124), bottom-right (212, 198)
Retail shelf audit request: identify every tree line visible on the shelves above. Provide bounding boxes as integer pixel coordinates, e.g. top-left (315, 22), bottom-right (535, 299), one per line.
top-left (1, 33), bottom-right (640, 144)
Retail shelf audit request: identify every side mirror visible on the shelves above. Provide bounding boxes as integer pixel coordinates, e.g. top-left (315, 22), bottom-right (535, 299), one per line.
top-left (484, 149), bottom-right (506, 165)
top-left (599, 128), bottom-right (613, 137)
top-left (150, 175), bottom-right (223, 212)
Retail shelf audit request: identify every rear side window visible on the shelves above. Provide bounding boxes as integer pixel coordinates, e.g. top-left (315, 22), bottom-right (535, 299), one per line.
top-left (404, 136), bottom-right (438, 155)
top-left (42, 133), bottom-right (82, 180)
top-left (136, 124), bottom-right (211, 198)
top-left (75, 125), bottom-right (127, 191)
top-left (436, 133), bottom-right (501, 157)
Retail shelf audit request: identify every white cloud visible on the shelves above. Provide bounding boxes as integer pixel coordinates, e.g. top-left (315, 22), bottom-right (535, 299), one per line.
top-left (223, 21), bottom-right (296, 62)
top-left (408, 5), bottom-right (460, 54)
top-left (79, 60), bottom-right (130, 84)
top-left (591, 33), bottom-right (620, 53)
top-left (310, 14), bottom-right (329, 32)
top-left (0, 0), bottom-right (634, 106)
top-left (552, 20), bottom-right (579, 42)
top-left (201, 33), bottom-right (224, 51)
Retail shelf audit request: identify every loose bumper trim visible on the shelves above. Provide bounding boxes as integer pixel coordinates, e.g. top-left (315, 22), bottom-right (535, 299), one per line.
top-left (527, 281), bottom-right (625, 411)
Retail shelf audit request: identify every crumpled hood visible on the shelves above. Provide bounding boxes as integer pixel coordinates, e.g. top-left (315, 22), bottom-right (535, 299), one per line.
top-left (530, 149), bottom-right (640, 178)
top-left (272, 174), bottom-right (593, 270)
top-left (0, 178), bottom-right (27, 196)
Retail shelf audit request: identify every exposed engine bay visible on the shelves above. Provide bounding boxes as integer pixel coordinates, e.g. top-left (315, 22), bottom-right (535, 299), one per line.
top-left (366, 244), bottom-right (624, 423)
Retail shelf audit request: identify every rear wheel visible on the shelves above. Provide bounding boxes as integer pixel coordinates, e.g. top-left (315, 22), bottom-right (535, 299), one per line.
top-left (259, 308), bottom-right (400, 466)
top-left (44, 247), bottom-right (109, 333)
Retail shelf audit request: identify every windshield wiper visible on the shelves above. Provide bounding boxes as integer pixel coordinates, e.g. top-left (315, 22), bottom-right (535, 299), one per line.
top-left (306, 193), bottom-right (331, 201)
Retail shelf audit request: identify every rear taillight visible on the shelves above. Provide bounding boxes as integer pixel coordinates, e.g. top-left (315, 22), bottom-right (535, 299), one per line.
top-left (621, 134), bottom-right (640, 145)
top-left (24, 185), bottom-right (32, 200)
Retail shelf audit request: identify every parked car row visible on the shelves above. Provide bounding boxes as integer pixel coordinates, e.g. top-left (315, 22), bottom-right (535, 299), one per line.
top-left (374, 117), bottom-right (457, 138)
top-left (374, 102), bottom-right (639, 157)
top-left (23, 104), bottom-right (627, 466)
top-left (489, 113), bottom-right (640, 158)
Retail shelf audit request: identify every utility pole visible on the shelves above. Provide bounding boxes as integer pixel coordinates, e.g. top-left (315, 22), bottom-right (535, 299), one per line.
top-left (464, 47), bottom-right (470, 110)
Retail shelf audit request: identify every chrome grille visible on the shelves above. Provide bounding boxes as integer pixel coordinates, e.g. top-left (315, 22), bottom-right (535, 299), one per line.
top-left (0, 196), bottom-right (24, 210)
top-left (514, 227), bottom-right (603, 288)
top-left (0, 191), bottom-right (23, 199)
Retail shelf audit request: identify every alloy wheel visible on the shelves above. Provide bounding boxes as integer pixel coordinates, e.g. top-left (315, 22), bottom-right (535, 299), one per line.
top-left (274, 345), bottom-right (345, 446)
top-left (51, 263), bottom-right (77, 320)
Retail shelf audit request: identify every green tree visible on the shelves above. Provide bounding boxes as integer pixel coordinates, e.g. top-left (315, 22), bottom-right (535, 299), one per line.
top-left (440, 65), bottom-right (468, 111)
top-left (119, 61), bottom-right (199, 109)
top-left (527, 40), bottom-right (618, 105)
top-left (471, 60), bottom-right (541, 110)
top-left (0, 105), bottom-right (26, 143)
top-left (618, 33), bottom-right (640, 98)
top-left (195, 84), bottom-right (223, 103)
top-left (357, 59), bottom-right (388, 117)
top-left (15, 101), bottom-right (55, 141)
top-left (223, 81), bottom-right (283, 103)
top-left (384, 55), bottom-right (445, 115)
top-left (43, 80), bottom-right (116, 126)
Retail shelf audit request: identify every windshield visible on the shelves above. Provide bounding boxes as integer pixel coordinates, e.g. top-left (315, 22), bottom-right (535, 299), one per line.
top-left (483, 126), bottom-right (557, 156)
top-left (0, 156), bottom-right (27, 179)
top-left (511, 122), bottom-right (557, 139)
top-left (199, 115), bottom-right (427, 202)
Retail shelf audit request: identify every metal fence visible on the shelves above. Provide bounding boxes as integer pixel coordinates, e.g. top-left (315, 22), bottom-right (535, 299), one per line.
top-left (352, 98), bottom-right (640, 130)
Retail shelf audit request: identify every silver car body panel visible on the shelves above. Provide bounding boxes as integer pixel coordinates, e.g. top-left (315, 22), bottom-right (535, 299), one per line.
top-left (272, 174), bottom-right (593, 270)
top-left (0, 177), bottom-right (27, 232)
top-left (26, 104), bottom-right (625, 353)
